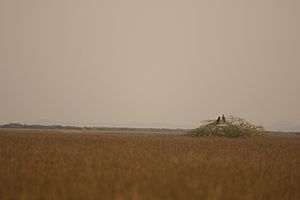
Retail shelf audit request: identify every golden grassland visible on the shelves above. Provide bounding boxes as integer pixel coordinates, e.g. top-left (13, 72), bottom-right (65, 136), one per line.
top-left (0, 128), bottom-right (299, 200)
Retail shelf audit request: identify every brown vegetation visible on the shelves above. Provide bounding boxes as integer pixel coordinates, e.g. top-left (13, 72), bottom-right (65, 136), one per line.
top-left (0, 128), bottom-right (299, 200)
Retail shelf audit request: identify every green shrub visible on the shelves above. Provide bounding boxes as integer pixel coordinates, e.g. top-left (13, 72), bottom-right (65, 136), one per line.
top-left (187, 116), bottom-right (266, 138)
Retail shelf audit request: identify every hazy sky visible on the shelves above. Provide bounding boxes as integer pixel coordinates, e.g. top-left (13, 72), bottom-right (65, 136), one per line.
top-left (1, 0), bottom-right (300, 128)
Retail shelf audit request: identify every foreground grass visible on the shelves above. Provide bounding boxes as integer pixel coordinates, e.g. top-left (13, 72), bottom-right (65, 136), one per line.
top-left (0, 129), bottom-right (299, 200)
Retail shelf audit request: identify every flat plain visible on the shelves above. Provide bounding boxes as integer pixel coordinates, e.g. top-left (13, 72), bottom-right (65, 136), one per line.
top-left (0, 128), bottom-right (299, 200)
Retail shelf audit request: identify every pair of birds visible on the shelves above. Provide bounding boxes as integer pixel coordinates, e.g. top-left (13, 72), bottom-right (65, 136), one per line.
top-left (216, 115), bottom-right (226, 124)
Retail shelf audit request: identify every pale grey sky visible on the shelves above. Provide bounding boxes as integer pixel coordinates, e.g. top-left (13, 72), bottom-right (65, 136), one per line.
top-left (1, 0), bottom-right (300, 128)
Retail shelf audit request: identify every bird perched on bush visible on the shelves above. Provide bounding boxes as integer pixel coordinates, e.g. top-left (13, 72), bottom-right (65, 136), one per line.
top-left (216, 116), bottom-right (221, 124)
top-left (222, 115), bottom-right (226, 123)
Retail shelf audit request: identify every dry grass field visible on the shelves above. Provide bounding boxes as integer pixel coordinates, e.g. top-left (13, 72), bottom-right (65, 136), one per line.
top-left (0, 128), bottom-right (299, 200)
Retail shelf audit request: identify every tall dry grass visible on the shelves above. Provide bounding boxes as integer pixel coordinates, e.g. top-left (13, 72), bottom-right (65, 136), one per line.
top-left (0, 128), bottom-right (299, 200)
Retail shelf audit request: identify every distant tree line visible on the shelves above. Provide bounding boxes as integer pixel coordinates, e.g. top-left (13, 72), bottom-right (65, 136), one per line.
top-left (0, 123), bottom-right (187, 132)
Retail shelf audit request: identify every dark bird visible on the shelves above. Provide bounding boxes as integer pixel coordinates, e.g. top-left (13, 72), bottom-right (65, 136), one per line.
top-left (222, 115), bottom-right (226, 123)
top-left (217, 116), bottom-right (221, 124)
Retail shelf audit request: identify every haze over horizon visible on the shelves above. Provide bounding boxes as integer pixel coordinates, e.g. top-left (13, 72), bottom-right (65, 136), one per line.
top-left (1, 0), bottom-right (300, 129)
